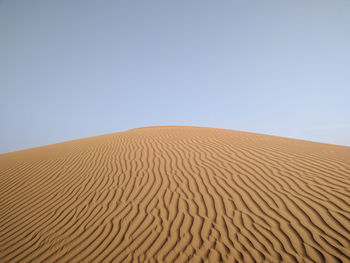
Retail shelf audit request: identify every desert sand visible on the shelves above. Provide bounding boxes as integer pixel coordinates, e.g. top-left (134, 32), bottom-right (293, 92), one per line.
top-left (0, 126), bottom-right (349, 262)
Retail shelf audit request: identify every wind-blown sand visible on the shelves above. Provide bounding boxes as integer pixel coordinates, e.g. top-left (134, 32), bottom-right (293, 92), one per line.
top-left (0, 126), bottom-right (349, 263)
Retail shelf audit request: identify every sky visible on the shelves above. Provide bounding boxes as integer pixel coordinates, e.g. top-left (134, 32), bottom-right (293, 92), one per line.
top-left (1, 0), bottom-right (350, 153)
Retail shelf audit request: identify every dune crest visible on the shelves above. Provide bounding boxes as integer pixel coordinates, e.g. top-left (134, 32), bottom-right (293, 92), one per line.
top-left (1, 126), bottom-right (350, 262)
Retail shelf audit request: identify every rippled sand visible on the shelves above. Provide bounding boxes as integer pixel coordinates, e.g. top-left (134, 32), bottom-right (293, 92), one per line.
top-left (1, 126), bottom-right (349, 262)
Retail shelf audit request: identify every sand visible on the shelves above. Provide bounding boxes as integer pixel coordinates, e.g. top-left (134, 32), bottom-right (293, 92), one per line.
top-left (0, 126), bottom-right (349, 262)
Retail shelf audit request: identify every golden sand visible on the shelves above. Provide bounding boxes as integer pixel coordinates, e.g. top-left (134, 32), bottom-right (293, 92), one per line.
top-left (0, 126), bottom-right (349, 262)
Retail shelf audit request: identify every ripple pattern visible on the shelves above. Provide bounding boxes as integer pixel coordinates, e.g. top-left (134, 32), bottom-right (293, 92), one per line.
top-left (0, 126), bottom-right (350, 262)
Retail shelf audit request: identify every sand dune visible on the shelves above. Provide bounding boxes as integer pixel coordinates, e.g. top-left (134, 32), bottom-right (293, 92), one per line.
top-left (0, 126), bottom-right (349, 262)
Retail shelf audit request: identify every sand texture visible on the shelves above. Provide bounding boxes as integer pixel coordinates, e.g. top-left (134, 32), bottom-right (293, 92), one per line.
top-left (0, 126), bottom-right (350, 262)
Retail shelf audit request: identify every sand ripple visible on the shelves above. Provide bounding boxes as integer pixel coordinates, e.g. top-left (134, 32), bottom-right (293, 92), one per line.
top-left (1, 126), bottom-right (349, 262)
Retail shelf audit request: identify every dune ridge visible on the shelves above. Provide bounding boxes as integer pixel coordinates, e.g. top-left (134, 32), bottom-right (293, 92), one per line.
top-left (0, 126), bottom-right (349, 262)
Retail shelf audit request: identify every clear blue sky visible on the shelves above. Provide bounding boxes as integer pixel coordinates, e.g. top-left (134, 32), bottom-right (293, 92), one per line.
top-left (1, 0), bottom-right (350, 153)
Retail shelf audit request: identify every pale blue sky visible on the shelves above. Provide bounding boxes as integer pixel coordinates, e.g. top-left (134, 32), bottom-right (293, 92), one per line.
top-left (1, 0), bottom-right (350, 153)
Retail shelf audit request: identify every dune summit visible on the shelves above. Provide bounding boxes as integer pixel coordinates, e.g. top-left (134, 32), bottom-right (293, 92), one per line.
top-left (0, 126), bottom-right (349, 262)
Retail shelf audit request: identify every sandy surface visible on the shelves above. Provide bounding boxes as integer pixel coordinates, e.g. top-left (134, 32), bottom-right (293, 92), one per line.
top-left (0, 126), bottom-right (349, 262)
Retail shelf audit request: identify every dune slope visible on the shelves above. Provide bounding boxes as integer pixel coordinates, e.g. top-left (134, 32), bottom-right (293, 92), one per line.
top-left (0, 126), bottom-right (350, 262)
